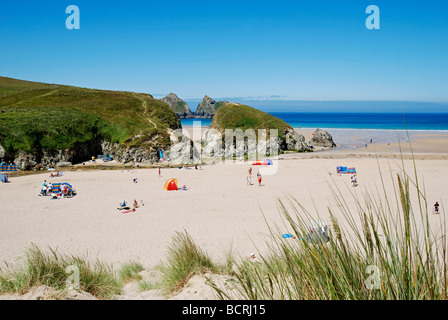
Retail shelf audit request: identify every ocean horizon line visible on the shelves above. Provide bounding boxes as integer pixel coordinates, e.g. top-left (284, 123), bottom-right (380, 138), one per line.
top-left (180, 124), bottom-right (448, 133)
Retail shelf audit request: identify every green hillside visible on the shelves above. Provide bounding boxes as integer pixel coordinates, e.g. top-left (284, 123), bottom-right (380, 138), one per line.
top-left (0, 76), bottom-right (180, 157)
top-left (210, 103), bottom-right (291, 137)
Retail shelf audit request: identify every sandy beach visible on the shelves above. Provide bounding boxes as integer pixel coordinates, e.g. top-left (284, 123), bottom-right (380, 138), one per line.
top-left (1, 128), bottom-right (448, 299)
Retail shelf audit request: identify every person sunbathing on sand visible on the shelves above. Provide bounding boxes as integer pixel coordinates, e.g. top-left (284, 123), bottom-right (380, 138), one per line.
top-left (133, 199), bottom-right (139, 209)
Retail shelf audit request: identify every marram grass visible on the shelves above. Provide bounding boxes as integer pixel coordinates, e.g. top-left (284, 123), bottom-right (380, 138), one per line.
top-left (208, 164), bottom-right (447, 300)
top-left (0, 245), bottom-right (122, 299)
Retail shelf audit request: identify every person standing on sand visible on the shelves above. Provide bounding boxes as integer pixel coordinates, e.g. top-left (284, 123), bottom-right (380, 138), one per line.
top-left (249, 167), bottom-right (252, 175)
top-left (158, 167), bottom-right (161, 177)
top-left (257, 172), bottom-right (262, 187)
top-left (434, 202), bottom-right (440, 214)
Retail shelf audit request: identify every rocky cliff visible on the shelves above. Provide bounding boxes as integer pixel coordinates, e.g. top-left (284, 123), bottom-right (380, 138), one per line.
top-left (195, 96), bottom-right (228, 118)
top-left (160, 93), bottom-right (193, 119)
top-left (311, 128), bottom-right (336, 147)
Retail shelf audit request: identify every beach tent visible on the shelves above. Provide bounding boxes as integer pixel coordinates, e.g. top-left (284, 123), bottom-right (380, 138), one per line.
top-left (0, 174), bottom-right (8, 183)
top-left (164, 178), bottom-right (178, 191)
top-left (262, 159), bottom-right (273, 165)
top-left (252, 160), bottom-right (262, 165)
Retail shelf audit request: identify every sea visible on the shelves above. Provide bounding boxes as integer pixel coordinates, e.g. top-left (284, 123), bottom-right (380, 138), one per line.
top-left (181, 112), bottom-right (448, 131)
top-left (180, 112), bottom-right (448, 150)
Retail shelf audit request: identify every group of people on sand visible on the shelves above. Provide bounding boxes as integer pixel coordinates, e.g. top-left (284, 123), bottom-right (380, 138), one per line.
top-left (40, 180), bottom-right (68, 199)
top-left (247, 167), bottom-right (262, 186)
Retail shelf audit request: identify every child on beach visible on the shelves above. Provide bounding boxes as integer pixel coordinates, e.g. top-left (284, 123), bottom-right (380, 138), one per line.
top-left (257, 172), bottom-right (262, 187)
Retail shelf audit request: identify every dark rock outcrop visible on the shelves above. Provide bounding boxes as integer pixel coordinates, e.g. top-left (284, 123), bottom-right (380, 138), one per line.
top-left (283, 128), bottom-right (309, 151)
top-left (311, 128), bottom-right (336, 147)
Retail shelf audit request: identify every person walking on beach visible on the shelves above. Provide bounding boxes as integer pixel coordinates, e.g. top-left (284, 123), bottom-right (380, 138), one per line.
top-left (158, 167), bottom-right (161, 177)
top-left (434, 202), bottom-right (440, 214)
top-left (247, 175), bottom-right (252, 185)
top-left (249, 167), bottom-right (252, 175)
top-left (351, 175), bottom-right (357, 187)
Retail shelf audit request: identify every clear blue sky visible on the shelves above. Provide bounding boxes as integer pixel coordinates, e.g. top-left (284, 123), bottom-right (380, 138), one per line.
top-left (1, 0), bottom-right (447, 110)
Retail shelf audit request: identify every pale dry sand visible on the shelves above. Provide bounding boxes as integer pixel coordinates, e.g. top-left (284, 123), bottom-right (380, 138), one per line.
top-left (1, 129), bottom-right (448, 299)
top-left (1, 158), bottom-right (447, 267)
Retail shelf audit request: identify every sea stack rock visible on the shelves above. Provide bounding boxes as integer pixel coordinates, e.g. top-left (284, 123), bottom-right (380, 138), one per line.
top-left (161, 93), bottom-right (193, 119)
top-left (195, 96), bottom-right (228, 118)
top-left (283, 128), bottom-right (309, 151)
top-left (311, 128), bottom-right (336, 147)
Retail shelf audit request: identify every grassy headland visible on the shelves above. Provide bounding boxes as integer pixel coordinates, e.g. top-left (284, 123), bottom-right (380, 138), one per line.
top-left (0, 76), bottom-right (180, 159)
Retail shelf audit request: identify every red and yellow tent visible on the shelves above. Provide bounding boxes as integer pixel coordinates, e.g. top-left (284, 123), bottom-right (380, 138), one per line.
top-left (164, 178), bottom-right (178, 191)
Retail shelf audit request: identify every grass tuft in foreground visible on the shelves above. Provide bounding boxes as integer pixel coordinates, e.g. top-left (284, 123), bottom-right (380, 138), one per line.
top-left (0, 245), bottom-right (121, 299)
top-left (158, 230), bottom-right (233, 294)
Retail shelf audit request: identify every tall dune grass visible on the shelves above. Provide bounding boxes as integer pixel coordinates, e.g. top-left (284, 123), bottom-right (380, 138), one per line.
top-left (0, 245), bottom-right (122, 299)
top-left (158, 230), bottom-right (234, 294)
top-left (210, 163), bottom-right (447, 300)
